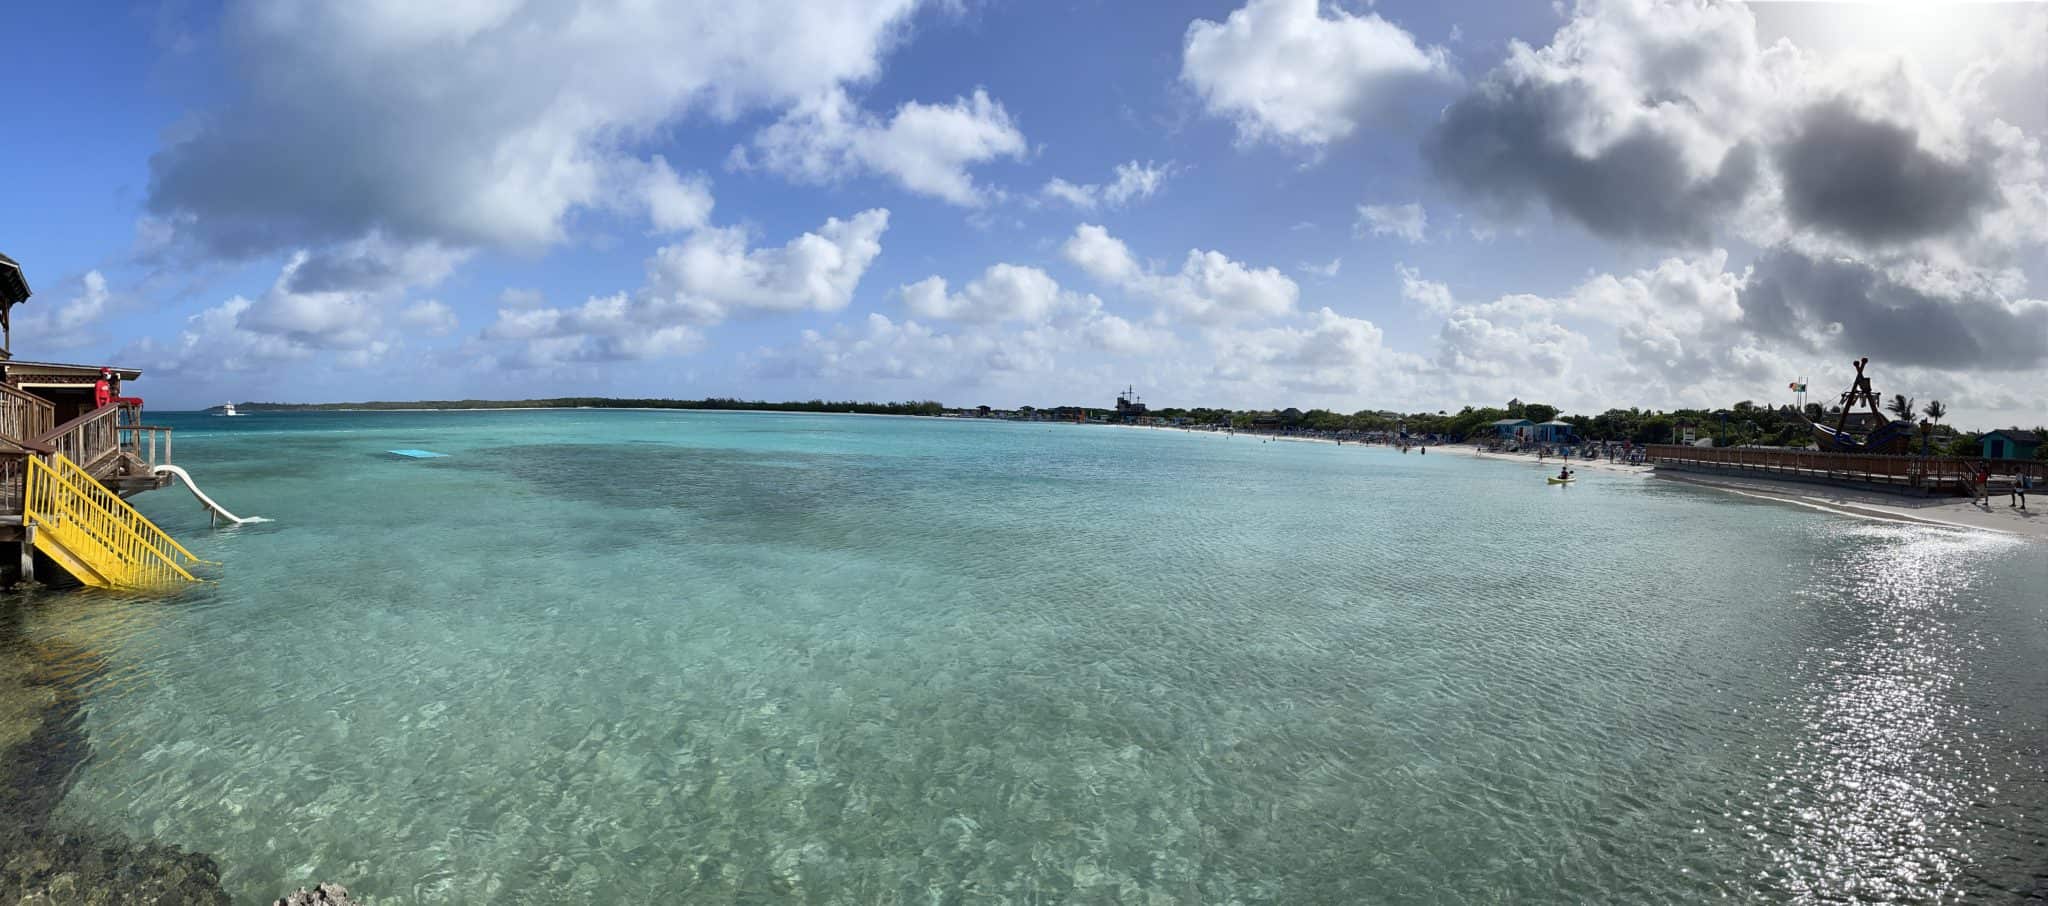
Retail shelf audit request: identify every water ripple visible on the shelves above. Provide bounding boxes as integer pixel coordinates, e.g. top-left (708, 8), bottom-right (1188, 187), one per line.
top-left (2, 413), bottom-right (2039, 904)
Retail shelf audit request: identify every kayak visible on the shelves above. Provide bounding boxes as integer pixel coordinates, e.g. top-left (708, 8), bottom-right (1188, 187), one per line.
top-left (1546, 476), bottom-right (1576, 485)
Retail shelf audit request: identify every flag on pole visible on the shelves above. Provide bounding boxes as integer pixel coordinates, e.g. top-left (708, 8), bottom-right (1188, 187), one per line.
top-left (1789, 381), bottom-right (1806, 392)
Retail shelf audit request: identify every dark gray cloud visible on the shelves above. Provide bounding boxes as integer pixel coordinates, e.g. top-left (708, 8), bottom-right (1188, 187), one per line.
top-left (283, 243), bottom-right (441, 295)
top-left (145, 51), bottom-right (526, 258)
top-left (1423, 79), bottom-right (1758, 245)
top-left (1774, 99), bottom-right (2001, 245)
top-left (1742, 249), bottom-right (2048, 370)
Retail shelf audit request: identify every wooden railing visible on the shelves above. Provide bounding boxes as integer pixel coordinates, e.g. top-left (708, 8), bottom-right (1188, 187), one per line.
top-left (0, 402), bottom-right (175, 518)
top-left (1645, 444), bottom-right (2046, 492)
top-left (120, 424), bottom-right (173, 469)
top-left (0, 449), bottom-right (26, 516)
top-left (0, 382), bottom-right (56, 443)
top-left (35, 403), bottom-right (128, 473)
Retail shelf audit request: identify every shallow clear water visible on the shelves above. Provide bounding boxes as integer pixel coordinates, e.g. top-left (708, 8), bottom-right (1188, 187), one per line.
top-left (7, 410), bottom-right (2046, 903)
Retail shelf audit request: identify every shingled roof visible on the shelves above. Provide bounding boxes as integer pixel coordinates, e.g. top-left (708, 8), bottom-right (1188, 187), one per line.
top-left (0, 253), bottom-right (29, 307)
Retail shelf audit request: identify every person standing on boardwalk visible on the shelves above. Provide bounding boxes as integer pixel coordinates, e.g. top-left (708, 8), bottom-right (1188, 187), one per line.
top-left (94, 367), bottom-right (144, 409)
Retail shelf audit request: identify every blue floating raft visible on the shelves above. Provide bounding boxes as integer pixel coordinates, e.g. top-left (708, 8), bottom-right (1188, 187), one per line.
top-left (387, 449), bottom-right (448, 459)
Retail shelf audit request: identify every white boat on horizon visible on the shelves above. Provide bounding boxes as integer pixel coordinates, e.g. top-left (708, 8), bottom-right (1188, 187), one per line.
top-left (219, 402), bottom-right (242, 417)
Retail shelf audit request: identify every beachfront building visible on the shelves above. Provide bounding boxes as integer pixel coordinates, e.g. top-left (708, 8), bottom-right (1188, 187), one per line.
top-left (1530, 420), bottom-right (1578, 444)
top-left (1980, 429), bottom-right (2041, 461)
top-left (1490, 417), bottom-right (1534, 439)
top-left (0, 252), bottom-right (207, 590)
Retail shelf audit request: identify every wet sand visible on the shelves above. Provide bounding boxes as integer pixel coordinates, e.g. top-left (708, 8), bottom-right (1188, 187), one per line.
top-left (1464, 445), bottom-right (2047, 540)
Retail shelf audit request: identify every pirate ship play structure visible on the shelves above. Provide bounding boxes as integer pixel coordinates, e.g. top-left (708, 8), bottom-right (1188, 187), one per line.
top-left (1803, 357), bottom-right (1916, 455)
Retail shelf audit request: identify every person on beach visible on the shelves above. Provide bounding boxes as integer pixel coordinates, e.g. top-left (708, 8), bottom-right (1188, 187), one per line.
top-left (2013, 472), bottom-right (2031, 510)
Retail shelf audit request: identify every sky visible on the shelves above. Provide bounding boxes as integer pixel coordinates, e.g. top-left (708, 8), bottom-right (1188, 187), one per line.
top-left (6, 0), bottom-right (2047, 426)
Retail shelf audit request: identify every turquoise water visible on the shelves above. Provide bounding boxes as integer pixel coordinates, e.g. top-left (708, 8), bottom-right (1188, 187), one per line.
top-left (8, 410), bottom-right (2046, 903)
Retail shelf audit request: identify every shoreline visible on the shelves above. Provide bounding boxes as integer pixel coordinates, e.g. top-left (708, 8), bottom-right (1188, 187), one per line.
top-left (1093, 421), bottom-right (2045, 540)
top-left (1646, 469), bottom-right (2044, 539)
top-left (1459, 437), bottom-right (2044, 539)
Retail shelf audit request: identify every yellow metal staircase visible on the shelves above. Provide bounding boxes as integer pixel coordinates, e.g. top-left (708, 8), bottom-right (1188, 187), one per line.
top-left (24, 453), bottom-right (209, 589)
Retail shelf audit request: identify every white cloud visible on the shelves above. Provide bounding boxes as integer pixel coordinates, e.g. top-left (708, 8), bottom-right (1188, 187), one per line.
top-left (1434, 306), bottom-right (1591, 382)
top-left (1298, 258), bottom-right (1341, 279)
top-left (1084, 310), bottom-right (1170, 356)
top-left (481, 209), bottom-right (890, 365)
top-left (484, 292), bottom-right (705, 368)
top-left (1171, 251), bottom-right (1299, 322)
top-left (643, 209), bottom-right (889, 320)
top-left (736, 88), bottom-right (1026, 207)
top-left (1408, 251), bottom-right (1785, 413)
top-left (1041, 160), bottom-right (1176, 210)
top-left (1396, 264), bottom-right (1456, 315)
top-left (760, 314), bottom-right (962, 383)
top-left (1209, 307), bottom-right (1425, 396)
top-left (1356, 203), bottom-right (1428, 242)
top-left (399, 300), bottom-right (459, 336)
top-left (635, 156), bottom-right (715, 234)
top-left (124, 237), bottom-right (478, 382)
top-left (755, 313), bottom-right (1072, 383)
top-left (754, 299), bottom-right (1171, 391)
top-left (128, 297), bottom-right (314, 379)
top-left (1042, 179), bottom-right (1098, 210)
top-left (238, 251), bottom-right (415, 351)
top-left (148, 0), bottom-right (924, 256)
top-left (1104, 161), bottom-right (1173, 206)
top-left (901, 264), bottom-right (1080, 323)
top-left (1060, 224), bottom-right (1142, 285)
top-left (1181, 0), bottom-right (1454, 146)
top-left (18, 271), bottom-right (113, 350)
top-left (1062, 223), bottom-right (1298, 323)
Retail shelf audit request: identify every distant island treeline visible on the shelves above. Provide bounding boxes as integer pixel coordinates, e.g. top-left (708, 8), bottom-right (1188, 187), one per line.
top-left (230, 398), bottom-right (947, 416)
top-left (209, 397), bottom-right (2044, 459)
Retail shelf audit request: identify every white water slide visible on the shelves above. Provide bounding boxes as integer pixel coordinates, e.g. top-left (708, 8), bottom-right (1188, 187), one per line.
top-left (152, 464), bottom-right (266, 525)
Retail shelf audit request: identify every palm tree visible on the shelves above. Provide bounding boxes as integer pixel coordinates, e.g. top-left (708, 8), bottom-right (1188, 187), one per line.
top-left (1922, 399), bottom-right (1947, 427)
top-left (1887, 393), bottom-right (1916, 422)
top-left (1921, 399), bottom-right (1948, 455)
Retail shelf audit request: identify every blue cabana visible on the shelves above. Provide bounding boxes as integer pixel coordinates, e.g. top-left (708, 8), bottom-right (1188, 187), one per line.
top-left (1531, 420), bottom-right (1578, 443)
top-left (1490, 418), bottom-right (1534, 438)
top-left (1980, 429), bottom-right (2040, 461)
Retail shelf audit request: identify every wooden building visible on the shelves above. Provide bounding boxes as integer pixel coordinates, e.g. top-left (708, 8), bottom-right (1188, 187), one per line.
top-left (1489, 417), bottom-right (1534, 438)
top-left (1980, 429), bottom-right (2041, 462)
top-left (0, 252), bottom-right (204, 589)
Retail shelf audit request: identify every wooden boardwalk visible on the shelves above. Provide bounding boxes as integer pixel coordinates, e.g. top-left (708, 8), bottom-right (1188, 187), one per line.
top-left (1646, 444), bottom-right (2044, 496)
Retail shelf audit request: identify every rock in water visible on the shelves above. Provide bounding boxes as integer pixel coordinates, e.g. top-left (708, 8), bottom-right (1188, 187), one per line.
top-left (0, 827), bottom-right (232, 905)
top-left (274, 882), bottom-right (361, 906)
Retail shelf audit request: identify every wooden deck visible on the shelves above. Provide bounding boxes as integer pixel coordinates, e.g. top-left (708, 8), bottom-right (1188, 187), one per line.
top-left (0, 398), bottom-right (171, 516)
top-left (1646, 444), bottom-right (2044, 495)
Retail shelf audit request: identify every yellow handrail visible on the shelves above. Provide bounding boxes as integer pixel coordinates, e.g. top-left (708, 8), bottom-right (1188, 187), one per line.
top-left (43, 452), bottom-right (208, 564)
top-left (25, 461), bottom-right (183, 586)
top-left (24, 453), bottom-right (207, 588)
